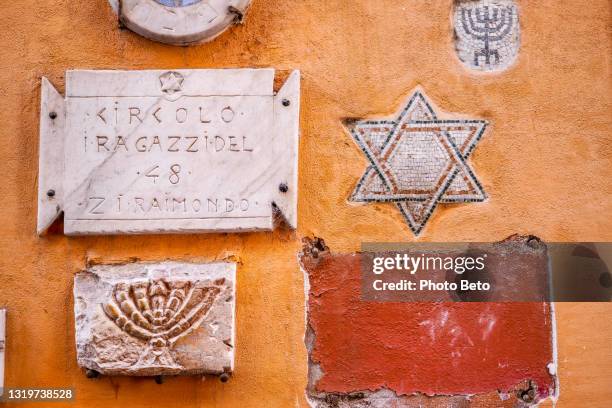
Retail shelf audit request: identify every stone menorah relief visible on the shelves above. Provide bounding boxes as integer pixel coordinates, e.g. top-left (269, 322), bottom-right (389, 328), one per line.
top-left (107, 0), bottom-right (251, 45)
top-left (453, 0), bottom-right (520, 72)
top-left (103, 280), bottom-right (220, 369)
top-left (37, 69), bottom-right (300, 235)
top-left (74, 262), bottom-right (235, 377)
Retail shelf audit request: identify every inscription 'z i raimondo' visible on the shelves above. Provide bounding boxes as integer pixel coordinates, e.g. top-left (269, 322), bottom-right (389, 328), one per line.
top-left (37, 69), bottom-right (300, 235)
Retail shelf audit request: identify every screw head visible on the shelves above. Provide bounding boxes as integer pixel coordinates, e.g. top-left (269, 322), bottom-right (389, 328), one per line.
top-left (282, 99), bottom-right (291, 107)
top-left (85, 369), bottom-right (100, 379)
top-left (279, 183), bottom-right (289, 193)
top-left (47, 189), bottom-right (56, 198)
top-left (49, 111), bottom-right (58, 120)
top-left (526, 237), bottom-right (540, 249)
top-left (219, 373), bottom-right (230, 383)
top-left (600, 272), bottom-right (612, 288)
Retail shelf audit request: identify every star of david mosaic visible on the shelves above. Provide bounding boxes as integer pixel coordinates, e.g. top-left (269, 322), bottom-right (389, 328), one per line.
top-left (348, 90), bottom-right (488, 235)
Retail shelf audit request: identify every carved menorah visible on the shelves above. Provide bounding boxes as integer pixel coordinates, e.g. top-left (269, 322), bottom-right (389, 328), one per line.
top-left (103, 279), bottom-right (220, 368)
top-left (460, 4), bottom-right (515, 67)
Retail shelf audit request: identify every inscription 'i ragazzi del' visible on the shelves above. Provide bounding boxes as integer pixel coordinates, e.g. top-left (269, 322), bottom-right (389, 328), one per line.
top-left (38, 69), bottom-right (300, 235)
top-left (92, 104), bottom-right (254, 154)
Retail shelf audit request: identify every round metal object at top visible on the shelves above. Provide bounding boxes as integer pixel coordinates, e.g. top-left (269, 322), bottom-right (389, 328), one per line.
top-left (108, 0), bottom-right (251, 45)
top-left (153, 0), bottom-right (202, 6)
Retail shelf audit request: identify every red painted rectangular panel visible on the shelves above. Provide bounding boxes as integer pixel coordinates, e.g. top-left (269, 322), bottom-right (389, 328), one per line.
top-left (304, 250), bottom-right (556, 400)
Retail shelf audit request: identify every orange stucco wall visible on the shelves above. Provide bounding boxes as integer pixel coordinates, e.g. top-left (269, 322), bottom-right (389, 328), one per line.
top-left (0, 0), bottom-right (610, 407)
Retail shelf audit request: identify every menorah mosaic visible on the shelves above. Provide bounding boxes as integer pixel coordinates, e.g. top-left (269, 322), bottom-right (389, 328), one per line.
top-left (74, 262), bottom-right (235, 376)
top-left (347, 89), bottom-right (488, 236)
top-left (453, 0), bottom-right (520, 72)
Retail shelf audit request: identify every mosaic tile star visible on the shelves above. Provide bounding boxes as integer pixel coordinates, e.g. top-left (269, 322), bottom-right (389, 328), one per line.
top-left (347, 89), bottom-right (488, 235)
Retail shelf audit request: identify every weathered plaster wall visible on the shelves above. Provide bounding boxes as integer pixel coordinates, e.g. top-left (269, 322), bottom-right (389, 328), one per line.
top-left (0, 0), bottom-right (610, 407)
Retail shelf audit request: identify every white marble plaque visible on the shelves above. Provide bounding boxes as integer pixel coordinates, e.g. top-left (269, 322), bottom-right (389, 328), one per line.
top-left (108, 0), bottom-right (252, 45)
top-left (38, 69), bottom-right (300, 235)
top-left (74, 262), bottom-right (235, 376)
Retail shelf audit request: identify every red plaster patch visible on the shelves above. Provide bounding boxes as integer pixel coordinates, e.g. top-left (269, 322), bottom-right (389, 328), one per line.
top-left (304, 251), bottom-right (556, 399)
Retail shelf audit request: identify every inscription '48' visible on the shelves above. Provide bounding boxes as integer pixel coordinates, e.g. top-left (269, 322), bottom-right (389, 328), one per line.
top-left (144, 164), bottom-right (182, 185)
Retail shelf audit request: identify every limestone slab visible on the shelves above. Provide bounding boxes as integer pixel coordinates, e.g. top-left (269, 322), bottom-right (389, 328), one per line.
top-left (37, 69), bottom-right (300, 235)
top-left (108, 0), bottom-right (252, 45)
top-left (73, 262), bottom-right (235, 376)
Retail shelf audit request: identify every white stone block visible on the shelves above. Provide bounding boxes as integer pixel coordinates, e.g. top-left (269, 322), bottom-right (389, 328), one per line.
top-left (73, 262), bottom-right (235, 376)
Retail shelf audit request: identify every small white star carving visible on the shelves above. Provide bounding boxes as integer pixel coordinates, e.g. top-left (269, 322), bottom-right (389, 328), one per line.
top-left (159, 71), bottom-right (185, 95)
